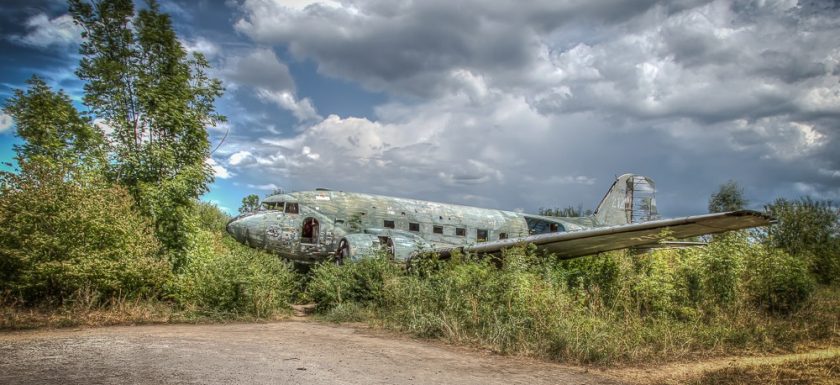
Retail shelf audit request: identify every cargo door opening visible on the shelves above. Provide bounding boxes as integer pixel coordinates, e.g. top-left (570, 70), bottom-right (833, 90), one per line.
top-left (302, 217), bottom-right (319, 244)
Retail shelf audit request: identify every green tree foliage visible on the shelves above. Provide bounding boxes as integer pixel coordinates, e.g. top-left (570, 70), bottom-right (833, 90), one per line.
top-left (174, 203), bottom-right (296, 317)
top-left (69, 0), bottom-right (225, 260)
top-left (239, 194), bottom-right (260, 214)
top-left (2, 76), bottom-right (105, 173)
top-left (539, 205), bottom-right (593, 217)
top-left (742, 245), bottom-right (815, 314)
top-left (0, 162), bottom-right (168, 304)
top-left (764, 197), bottom-right (840, 284)
top-left (709, 180), bottom-right (747, 213)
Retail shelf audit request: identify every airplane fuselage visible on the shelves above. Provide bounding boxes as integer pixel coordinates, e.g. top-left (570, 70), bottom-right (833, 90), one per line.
top-left (226, 189), bottom-right (598, 263)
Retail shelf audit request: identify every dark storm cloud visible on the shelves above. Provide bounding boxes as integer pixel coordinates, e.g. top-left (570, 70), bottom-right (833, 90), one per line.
top-left (218, 0), bottom-right (840, 215)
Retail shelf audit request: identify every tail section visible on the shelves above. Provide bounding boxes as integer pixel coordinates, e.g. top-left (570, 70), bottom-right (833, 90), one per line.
top-left (593, 174), bottom-right (659, 226)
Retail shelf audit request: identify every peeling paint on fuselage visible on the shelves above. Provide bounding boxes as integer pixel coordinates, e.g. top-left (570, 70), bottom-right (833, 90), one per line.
top-left (226, 190), bottom-right (600, 263)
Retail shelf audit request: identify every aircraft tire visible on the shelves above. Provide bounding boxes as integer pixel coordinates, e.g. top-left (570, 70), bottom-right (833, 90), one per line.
top-left (334, 239), bottom-right (349, 265)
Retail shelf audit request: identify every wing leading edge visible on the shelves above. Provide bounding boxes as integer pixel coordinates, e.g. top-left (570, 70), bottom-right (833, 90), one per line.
top-left (428, 210), bottom-right (773, 260)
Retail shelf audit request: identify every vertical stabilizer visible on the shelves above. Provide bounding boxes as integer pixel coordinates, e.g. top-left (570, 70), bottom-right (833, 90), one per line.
top-left (593, 174), bottom-right (659, 226)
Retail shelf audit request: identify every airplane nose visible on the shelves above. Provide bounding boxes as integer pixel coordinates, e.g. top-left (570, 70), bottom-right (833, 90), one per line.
top-left (226, 215), bottom-right (244, 242)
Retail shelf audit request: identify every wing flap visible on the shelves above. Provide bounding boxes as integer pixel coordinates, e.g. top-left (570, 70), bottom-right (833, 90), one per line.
top-left (431, 210), bottom-right (772, 259)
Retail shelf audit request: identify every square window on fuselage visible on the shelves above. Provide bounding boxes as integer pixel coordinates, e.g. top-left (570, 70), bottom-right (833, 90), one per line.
top-left (409, 222), bottom-right (420, 232)
top-left (455, 227), bottom-right (466, 236)
top-left (476, 229), bottom-right (488, 242)
top-left (433, 225), bottom-right (443, 234)
top-left (384, 220), bottom-right (395, 229)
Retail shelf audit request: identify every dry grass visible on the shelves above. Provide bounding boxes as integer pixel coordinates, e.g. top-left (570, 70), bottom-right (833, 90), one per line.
top-left (610, 348), bottom-right (840, 385)
top-left (1, 300), bottom-right (175, 330)
top-left (671, 355), bottom-right (838, 385)
top-left (1, 290), bottom-right (290, 330)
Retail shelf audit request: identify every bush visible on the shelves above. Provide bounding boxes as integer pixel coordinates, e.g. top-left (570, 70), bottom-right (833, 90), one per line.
top-left (0, 163), bottom-right (169, 304)
top-left (764, 197), bottom-right (840, 284)
top-left (173, 230), bottom-right (296, 317)
top-left (306, 237), bottom-right (836, 364)
top-left (743, 245), bottom-right (815, 314)
top-left (307, 253), bottom-right (401, 311)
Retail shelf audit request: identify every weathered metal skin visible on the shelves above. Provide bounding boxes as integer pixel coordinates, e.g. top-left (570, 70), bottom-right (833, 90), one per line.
top-left (226, 188), bottom-right (572, 263)
top-left (226, 174), bottom-right (772, 263)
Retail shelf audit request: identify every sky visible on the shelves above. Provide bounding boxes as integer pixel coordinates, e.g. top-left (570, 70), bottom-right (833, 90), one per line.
top-left (1, 0), bottom-right (839, 216)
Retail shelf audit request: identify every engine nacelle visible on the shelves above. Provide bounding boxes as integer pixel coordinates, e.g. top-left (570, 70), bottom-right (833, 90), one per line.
top-left (335, 234), bottom-right (385, 262)
top-left (336, 231), bottom-right (431, 262)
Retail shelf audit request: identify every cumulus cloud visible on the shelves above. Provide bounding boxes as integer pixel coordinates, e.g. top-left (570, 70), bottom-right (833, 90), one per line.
top-left (0, 113), bottom-right (13, 133)
top-left (224, 0), bottom-right (840, 214)
top-left (207, 158), bottom-right (234, 179)
top-left (221, 48), bottom-right (321, 121)
top-left (182, 36), bottom-right (220, 59)
top-left (9, 13), bottom-right (81, 48)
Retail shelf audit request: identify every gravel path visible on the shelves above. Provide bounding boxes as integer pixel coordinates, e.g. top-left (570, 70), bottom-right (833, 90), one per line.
top-left (0, 321), bottom-right (622, 385)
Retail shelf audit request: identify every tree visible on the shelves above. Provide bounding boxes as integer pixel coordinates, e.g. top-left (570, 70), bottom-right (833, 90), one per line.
top-left (69, 0), bottom-right (225, 263)
top-left (764, 197), bottom-right (839, 284)
top-left (539, 205), bottom-right (592, 217)
top-left (2, 76), bottom-right (105, 175)
top-left (709, 180), bottom-right (747, 213)
top-left (239, 194), bottom-right (260, 214)
top-left (266, 187), bottom-right (285, 197)
top-left (0, 161), bottom-right (168, 303)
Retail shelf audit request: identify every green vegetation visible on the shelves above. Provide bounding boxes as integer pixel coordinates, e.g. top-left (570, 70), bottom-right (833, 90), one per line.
top-left (306, 235), bottom-right (837, 364)
top-left (709, 180), bottom-right (747, 213)
top-left (239, 194), bottom-right (261, 214)
top-left (0, 1), bottom-right (837, 377)
top-left (1, 0), bottom-right (294, 324)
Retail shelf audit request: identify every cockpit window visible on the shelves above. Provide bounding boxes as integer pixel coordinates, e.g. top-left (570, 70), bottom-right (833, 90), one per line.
top-left (260, 202), bottom-right (284, 211)
top-left (285, 202), bottom-right (299, 214)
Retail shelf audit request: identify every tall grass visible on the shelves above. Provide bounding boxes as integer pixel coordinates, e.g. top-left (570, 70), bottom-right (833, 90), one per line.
top-left (306, 235), bottom-right (838, 364)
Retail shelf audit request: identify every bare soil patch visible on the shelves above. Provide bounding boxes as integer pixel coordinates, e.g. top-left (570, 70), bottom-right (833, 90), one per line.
top-left (0, 321), bottom-right (620, 385)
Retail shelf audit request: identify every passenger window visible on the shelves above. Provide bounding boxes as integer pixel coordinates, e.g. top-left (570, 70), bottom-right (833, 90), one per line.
top-left (285, 203), bottom-right (299, 214)
top-left (455, 227), bottom-right (466, 237)
top-left (499, 232), bottom-right (507, 240)
top-left (409, 222), bottom-right (420, 232)
top-left (476, 229), bottom-right (488, 242)
top-left (384, 220), bottom-right (395, 229)
top-left (433, 225), bottom-right (443, 234)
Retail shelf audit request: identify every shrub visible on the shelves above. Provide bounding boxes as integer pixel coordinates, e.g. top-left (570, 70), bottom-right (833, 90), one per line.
top-left (307, 253), bottom-right (400, 310)
top-left (173, 230), bottom-right (296, 317)
top-left (764, 197), bottom-right (840, 284)
top-left (0, 163), bottom-right (168, 304)
top-left (743, 245), bottom-right (815, 314)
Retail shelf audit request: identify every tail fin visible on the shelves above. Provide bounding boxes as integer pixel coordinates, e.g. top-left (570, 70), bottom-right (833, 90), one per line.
top-left (593, 174), bottom-right (659, 226)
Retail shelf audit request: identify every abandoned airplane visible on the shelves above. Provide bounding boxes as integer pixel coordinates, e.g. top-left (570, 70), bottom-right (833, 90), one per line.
top-left (226, 174), bottom-right (772, 263)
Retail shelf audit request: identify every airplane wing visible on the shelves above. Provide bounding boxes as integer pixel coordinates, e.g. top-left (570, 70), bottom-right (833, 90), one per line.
top-left (428, 210), bottom-right (773, 259)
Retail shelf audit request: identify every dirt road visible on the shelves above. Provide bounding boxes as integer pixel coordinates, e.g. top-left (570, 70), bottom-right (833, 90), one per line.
top-left (0, 321), bottom-right (621, 385)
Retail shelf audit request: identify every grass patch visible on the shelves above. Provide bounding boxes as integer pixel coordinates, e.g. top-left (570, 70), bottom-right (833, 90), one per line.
top-left (305, 239), bottom-right (839, 365)
top-left (668, 356), bottom-right (839, 385)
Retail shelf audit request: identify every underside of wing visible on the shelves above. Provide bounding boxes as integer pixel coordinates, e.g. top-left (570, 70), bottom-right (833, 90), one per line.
top-left (430, 210), bottom-right (773, 259)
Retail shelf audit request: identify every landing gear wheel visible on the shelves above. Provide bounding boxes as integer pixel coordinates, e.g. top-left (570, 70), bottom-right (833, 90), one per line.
top-left (334, 239), bottom-right (349, 265)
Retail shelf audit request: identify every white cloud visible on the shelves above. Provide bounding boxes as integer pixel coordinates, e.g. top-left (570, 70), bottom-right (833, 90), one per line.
top-left (0, 113), bottom-right (13, 133)
top-left (220, 48), bottom-right (321, 122)
top-left (9, 14), bottom-right (82, 48)
top-left (225, 0), bottom-right (840, 214)
top-left (248, 183), bottom-right (282, 191)
top-left (257, 89), bottom-right (321, 122)
top-left (228, 150), bottom-right (254, 166)
top-left (182, 37), bottom-right (220, 59)
top-left (207, 158), bottom-right (233, 179)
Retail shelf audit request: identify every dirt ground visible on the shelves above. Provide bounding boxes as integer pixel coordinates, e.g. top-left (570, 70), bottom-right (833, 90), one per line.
top-left (0, 321), bottom-right (622, 385)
